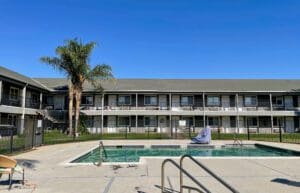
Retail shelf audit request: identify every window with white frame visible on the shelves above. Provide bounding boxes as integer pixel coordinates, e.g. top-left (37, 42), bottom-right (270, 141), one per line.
top-left (207, 96), bottom-right (220, 106)
top-left (244, 96), bottom-right (257, 106)
top-left (118, 95), bottom-right (131, 105)
top-left (181, 96), bottom-right (193, 106)
top-left (144, 96), bottom-right (157, 106)
top-left (247, 117), bottom-right (258, 127)
top-left (118, 116), bottom-right (130, 127)
top-left (272, 96), bottom-right (283, 106)
top-left (144, 116), bottom-right (157, 127)
top-left (81, 95), bottom-right (93, 105)
top-left (9, 87), bottom-right (19, 100)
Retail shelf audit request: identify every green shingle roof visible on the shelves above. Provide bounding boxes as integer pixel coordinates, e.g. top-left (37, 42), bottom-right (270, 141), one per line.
top-left (1, 66), bottom-right (300, 92)
top-left (34, 78), bottom-right (300, 92)
top-left (0, 66), bottom-right (48, 90)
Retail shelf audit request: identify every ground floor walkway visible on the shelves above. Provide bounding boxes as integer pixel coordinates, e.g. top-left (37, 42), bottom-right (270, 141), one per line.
top-left (1, 140), bottom-right (300, 193)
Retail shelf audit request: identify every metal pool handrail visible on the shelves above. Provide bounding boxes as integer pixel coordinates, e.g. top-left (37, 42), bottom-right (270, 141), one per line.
top-left (97, 141), bottom-right (107, 166)
top-left (182, 185), bottom-right (205, 193)
top-left (161, 158), bottom-right (210, 193)
top-left (180, 155), bottom-right (239, 193)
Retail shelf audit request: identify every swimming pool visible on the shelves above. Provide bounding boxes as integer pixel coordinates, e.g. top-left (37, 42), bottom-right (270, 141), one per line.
top-left (72, 144), bottom-right (300, 163)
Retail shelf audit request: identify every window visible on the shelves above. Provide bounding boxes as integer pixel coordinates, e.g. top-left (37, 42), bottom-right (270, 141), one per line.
top-left (8, 114), bottom-right (17, 127)
top-left (207, 96), bottom-right (220, 106)
top-left (9, 87), bottom-right (19, 100)
top-left (182, 117), bottom-right (193, 127)
top-left (230, 116), bottom-right (236, 127)
top-left (247, 117), bottom-right (257, 127)
top-left (273, 117), bottom-right (283, 127)
top-left (46, 96), bottom-right (54, 105)
top-left (272, 96), bottom-right (283, 106)
top-left (144, 96), bottom-right (157, 106)
top-left (144, 116), bottom-right (157, 127)
top-left (244, 96), bottom-right (257, 106)
top-left (208, 117), bottom-right (219, 126)
top-left (81, 96), bottom-right (93, 105)
top-left (118, 95), bottom-right (131, 105)
top-left (181, 96), bottom-right (193, 106)
top-left (118, 116), bottom-right (130, 126)
top-left (31, 94), bottom-right (39, 104)
top-left (194, 116), bottom-right (204, 127)
top-left (259, 117), bottom-right (271, 128)
top-left (85, 117), bottom-right (94, 128)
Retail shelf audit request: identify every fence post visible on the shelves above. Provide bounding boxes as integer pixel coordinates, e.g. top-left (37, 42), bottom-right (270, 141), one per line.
top-left (218, 127), bottom-right (221, 140)
top-left (32, 117), bottom-right (36, 148)
top-left (279, 120), bottom-right (282, 143)
top-left (189, 126), bottom-right (191, 139)
top-left (148, 127), bottom-right (150, 139)
top-left (42, 118), bottom-right (45, 144)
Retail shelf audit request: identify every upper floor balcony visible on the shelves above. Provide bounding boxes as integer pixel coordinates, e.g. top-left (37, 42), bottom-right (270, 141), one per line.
top-left (41, 93), bottom-right (300, 114)
top-left (1, 94), bottom-right (22, 107)
top-left (25, 97), bottom-right (40, 109)
top-left (0, 82), bottom-right (23, 107)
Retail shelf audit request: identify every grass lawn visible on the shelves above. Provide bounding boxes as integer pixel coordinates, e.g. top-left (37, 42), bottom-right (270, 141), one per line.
top-left (43, 130), bottom-right (171, 145)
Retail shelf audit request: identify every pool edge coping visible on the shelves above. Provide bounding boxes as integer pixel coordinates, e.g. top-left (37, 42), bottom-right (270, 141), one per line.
top-left (62, 142), bottom-right (300, 166)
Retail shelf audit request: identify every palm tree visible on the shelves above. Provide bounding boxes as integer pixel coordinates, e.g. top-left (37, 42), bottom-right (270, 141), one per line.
top-left (40, 39), bottom-right (113, 138)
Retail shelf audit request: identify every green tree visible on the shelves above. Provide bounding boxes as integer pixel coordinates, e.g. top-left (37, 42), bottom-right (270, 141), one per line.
top-left (40, 39), bottom-right (113, 138)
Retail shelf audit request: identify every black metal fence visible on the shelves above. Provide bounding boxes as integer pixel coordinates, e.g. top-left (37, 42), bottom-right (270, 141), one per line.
top-left (0, 124), bottom-right (43, 154)
top-left (1, 123), bottom-right (300, 155)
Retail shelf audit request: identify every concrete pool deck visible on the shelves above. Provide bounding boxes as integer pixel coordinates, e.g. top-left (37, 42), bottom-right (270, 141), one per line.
top-left (1, 140), bottom-right (300, 193)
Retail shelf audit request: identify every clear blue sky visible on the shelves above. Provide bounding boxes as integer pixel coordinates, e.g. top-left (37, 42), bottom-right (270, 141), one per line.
top-left (0, 0), bottom-right (300, 79)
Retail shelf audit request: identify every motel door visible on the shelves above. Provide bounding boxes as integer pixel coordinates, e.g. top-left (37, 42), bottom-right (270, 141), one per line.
top-left (285, 117), bottom-right (294, 133)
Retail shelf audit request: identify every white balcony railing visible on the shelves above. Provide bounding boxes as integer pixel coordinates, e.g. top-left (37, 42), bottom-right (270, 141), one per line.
top-left (77, 102), bottom-right (300, 112)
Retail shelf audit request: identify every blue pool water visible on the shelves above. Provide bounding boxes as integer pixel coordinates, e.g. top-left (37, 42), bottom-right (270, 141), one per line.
top-left (72, 144), bottom-right (300, 163)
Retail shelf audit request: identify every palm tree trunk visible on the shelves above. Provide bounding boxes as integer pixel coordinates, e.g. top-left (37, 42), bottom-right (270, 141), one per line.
top-left (74, 90), bottom-right (82, 137)
top-left (68, 83), bottom-right (74, 137)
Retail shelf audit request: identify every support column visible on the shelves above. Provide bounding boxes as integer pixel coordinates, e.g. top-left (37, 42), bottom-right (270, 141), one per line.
top-left (203, 92), bottom-right (205, 127)
top-left (39, 92), bottom-right (43, 109)
top-left (270, 93), bottom-right (273, 133)
top-left (235, 93), bottom-right (239, 133)
top-left (20, 85), bottom-right (27, 134)
top-left (169, 93), bottom-right (172, 135)
top-left (169, 93), bottom-right (172, 110)
top-left (193, 116), bottom-right (195, 131)
top-left (136, 93), bottom-right (138, 109)
top-left (170, 115), bottom-right (172, 136)
top-left (0, 80), bottom-right (2, 104)
top-left (136, 93), bottom-right (138, 132)
top-left (101, 93), bottom-right (104, 134)
top-left (257, 116), bottom-right (260, 133)
top-left (136, 115), bottom-right (138, 132)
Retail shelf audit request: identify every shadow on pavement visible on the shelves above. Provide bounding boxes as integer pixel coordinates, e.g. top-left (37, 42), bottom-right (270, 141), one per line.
top-left (271, 178), bottom-right (300, 187)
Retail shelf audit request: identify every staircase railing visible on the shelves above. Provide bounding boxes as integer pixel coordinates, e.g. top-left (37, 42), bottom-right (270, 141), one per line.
top-left (161, 159), bottom-right (210, 193)
top-left (161, 155), bottom-right (239, 193)
top-left (180, 155), bottom-right (239, 193)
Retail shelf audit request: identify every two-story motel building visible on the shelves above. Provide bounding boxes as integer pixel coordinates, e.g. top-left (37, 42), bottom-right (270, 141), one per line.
top-left (1, 66), bottom-right (300, 135)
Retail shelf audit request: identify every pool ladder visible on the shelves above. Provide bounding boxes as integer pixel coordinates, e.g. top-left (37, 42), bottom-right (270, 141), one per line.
top-left (161, 155), bottom-right (239, 193)
top-left (233, 132), bottom-right (243, 146)
top-left (97, 141), bottom-right (107, 166)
